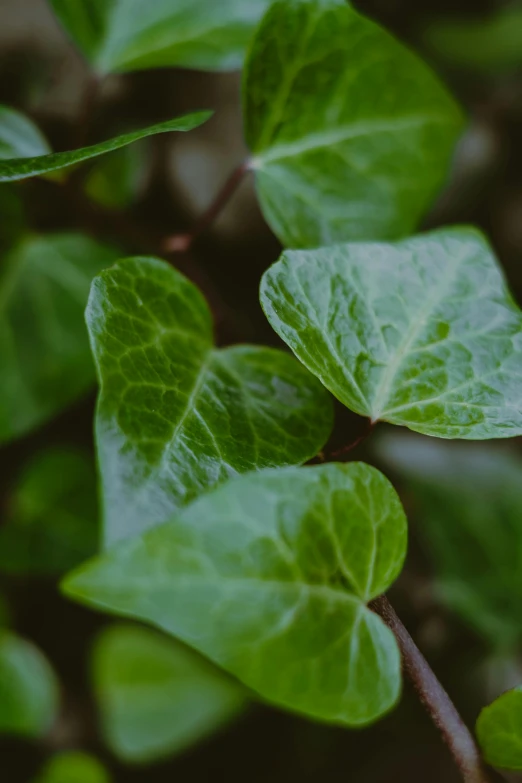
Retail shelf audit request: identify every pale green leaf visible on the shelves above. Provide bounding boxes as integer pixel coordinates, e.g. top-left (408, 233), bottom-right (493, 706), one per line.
top-left (0, 105), bottom-right (51, 161)
top-left (87, 256), bottom-right (333, 546)
top-left (93, 623), bottom-right (245, 762)
top-left (32, 752), bottom-right (110, 783)
top-left (0, 112), bottom-right (211, 182)
top-left (0, 233), bottom-right (120, 443)
top-left (244, 0), bottom-right (463, 248)
top-left (476, 687), bottom-right (522, 770)
top-left (0, 631), bottom-right (59, 737)
top-left (49, 0), bottom-right (271, 73)
top-left (377, 434), bottom-right (522, 649)
top-left (260, 227), bottom-right (522, 439)
top-left (63, 463), bottom-right (406, 726)
top-left (1, 448), bottom-right (98, 576)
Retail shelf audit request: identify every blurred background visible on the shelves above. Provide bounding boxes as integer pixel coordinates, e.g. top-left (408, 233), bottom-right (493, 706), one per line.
top-left (1, 0), bottom-right (522, 780)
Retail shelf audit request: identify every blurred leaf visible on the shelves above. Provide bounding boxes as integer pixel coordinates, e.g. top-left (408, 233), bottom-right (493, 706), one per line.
top-left (376, 434), bottom-right (522, 650)
top-left (93, 624), bottom-right (245, 763)
top-left (0, 186), bottom-right (25, 253)
top-left (0, 233), bottom-right (120, 443)
top-left (260, 227), bottom-right (522, 439)
top-left (0, 105), bottom-right (50, 160)
top-left (64, 463), bottom-right (406, 727)
top-left (0, 112), bottom-right (211, 182)
top-left (87, 257), bottom-right (333, 546)
top-left (0, 631), bottom-right (59, 738)
top-left (476, 687), bottom-right (522, 770)
top-left (83, 144), bottom-right (147, 209)
top-left (424, 7), bottom-right (522, 73)
top-left (48, 0), bottom-right (271, 73)
top-left (33, 751), bottom-right (110, 783)
top-left (244, 0), bottom-right (463, 248)
top-left (1, 448), bottom-right (98, 576)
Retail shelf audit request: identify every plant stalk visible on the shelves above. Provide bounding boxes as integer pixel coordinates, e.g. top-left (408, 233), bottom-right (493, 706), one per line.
top-left (370, 595), bottom-right (496, 783)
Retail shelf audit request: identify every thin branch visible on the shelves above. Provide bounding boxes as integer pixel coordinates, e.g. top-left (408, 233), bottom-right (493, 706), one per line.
top-left (328, 419), bottom-right (375, 460)
top-left (163, 159), bottom-right (251, 252)
top-left (370, 595), bottom-right (499, 783)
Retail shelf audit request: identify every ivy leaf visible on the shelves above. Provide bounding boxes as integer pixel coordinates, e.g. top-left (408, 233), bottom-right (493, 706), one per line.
top-left (377, 434), bottom-right (522, 649)
top-left (87, 257), bottom-right (333, 546)
top-left (261, 227), bottom-right (522, 439)
top-left (476, 687), bottom-right (522, 770)
top-left (0, 112), bottom-right (211, 182)
top-left (63, 463), bottom-right (406, 726)
top-left (93, 624), bottom-right (245, 763)
top-left (0, 631), bottom-right (59, 738)
top-left (244, 0), bottom-right (463, 248)
top-left (0, 105), bottom-right (51, 160)
top-left (0, 234), bottom-right (120, 443)
top-left (49, 0), bottom-right (270, 73)
top-left (0, 448), bottom-right (98, 576)
top-left (32, 752), bottom-right (110, 783)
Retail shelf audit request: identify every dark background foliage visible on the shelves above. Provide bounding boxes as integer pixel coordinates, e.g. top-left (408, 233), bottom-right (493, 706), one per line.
top-left (1, 0), bottom-right (521, 780)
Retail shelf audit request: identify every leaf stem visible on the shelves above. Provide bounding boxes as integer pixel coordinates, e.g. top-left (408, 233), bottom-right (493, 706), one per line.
top-left (163, 159), bottom-right (251, 252)
top-left (370, 595), bottom-right (498, 783)
top-left (328, 419), bottom-right (375, 460)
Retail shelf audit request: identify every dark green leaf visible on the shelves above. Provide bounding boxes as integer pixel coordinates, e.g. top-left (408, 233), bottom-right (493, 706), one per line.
top-left (261, 227), bottom-right (522, 439)
top-left (0, 105), bottom-right (51, 160)
top-left (0, 112), bottom-right (211, 182)
top-left (1, 448), bottom-right (98, 576)
top-left (0, 631), bottom-right (59, 737)
top-left (476, 687), bottom-right (522, 770)
top-left (83, 144), bottom-right (147, 209)
top-left (49, 0), bottom-right (271, 73)
top-left (63, 462), bottom-right (406, 726)
top-left (0, 233), bottom-right (120, 443)
top-left (87, 256), bottom-right (333, 545)
top-left (93, 624), bottom-right (245, 762)
top-left (244, 0), bottom-right (463, 247)
top-left (33, 752), bottom-right (110, 783)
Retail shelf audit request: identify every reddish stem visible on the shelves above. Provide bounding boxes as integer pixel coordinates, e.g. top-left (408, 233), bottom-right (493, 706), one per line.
top-left (329, 419), bottom-right (375, 460)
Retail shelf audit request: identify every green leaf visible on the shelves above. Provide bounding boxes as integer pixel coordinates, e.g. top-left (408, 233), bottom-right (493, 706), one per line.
top-left (87, 256), bottom-right (333, 546)
top-left (377, 434), bottom-right (522, 649)
top-left (261, 226), bottom-right (522, 439)
top-left (63, 462), bottom-right (406, 726)
top-left (33, 752), bottom-right (110, 783)
top-left (476, 687), bottom-right (522, 770)
top-left (1, 448), bottom-right (98, 576)
top-left (0, 631), bottom-right (59, 737)
top-left (49, 0), bottom-right (271, 73)
top-left (0, 186), bottom-right (25, 254)
top-left (0, 112), bottom-right (211, 182)
top-left (0, 233), bottom-right (120, 443)
top-left (0, 105), bottom-right (51, 160)
top-left (244, 0), bottom-right (463, 248)
top-left (93, 623), bottom-right (245, 763)
top-left (83, 144), bottom-right (147, 209)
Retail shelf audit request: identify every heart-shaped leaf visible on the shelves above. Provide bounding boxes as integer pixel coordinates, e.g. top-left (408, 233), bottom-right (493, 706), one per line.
top-left (261, 227), bottom-right (522, 439)
top-left (32, 753), bottom-right (110, 783)
top-left (0, 631), bottom-right (59, 738)
top-left (0, 234), bottom-right (120, 443)
top-left (63, 462), bottom-right (406, 726)
top-left (0, 112), bottom-right (211, 182)
top-left (49, 0), bottom-right (271, 73)
top-left (0, 105), bottom-right (51, 160)
top-left (92, 624), bottom-right (245, 763)
top-left (88, 257), bottom-right (333, 545)
top-left (476, 687), bottom-right (522, 770)
top-left (244, 0), bottom-right (463, 248)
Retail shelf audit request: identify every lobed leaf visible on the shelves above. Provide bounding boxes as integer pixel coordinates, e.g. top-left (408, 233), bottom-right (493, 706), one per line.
top-left (63, 462), bottom-right (406, 726)
top-left (476, 687), bottom-right (522, 770)
top-left (261, 227), bottom-right (522, 439)
top-left (92, 624), bottom-right (245, 762)
top-left (87, 256), bottom-right (333, 545)
top-left (244, 0), bottom-right (463, 247)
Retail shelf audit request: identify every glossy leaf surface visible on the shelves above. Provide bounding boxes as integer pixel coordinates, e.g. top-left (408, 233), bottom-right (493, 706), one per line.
top-left (0, 234), bottom-right (119, 443)
top-left (244, 0), bottom-right (463, 247)
top-left (261, 227), bottom-right (522, 439)
top-left (49, 0), bottom-right (270, 73)
top-left (87, 257), bottom-right (333, 545)
top-left (64, 463), bottom-right (406, 726)
top-left (93, 624), bottom-right (245, 762)
top-left (477, 687), bottom-right (522, 770)
top-left (0, 112), bottom-right (211, 182)
top-left (0, 105), bottom-right (51, 160)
